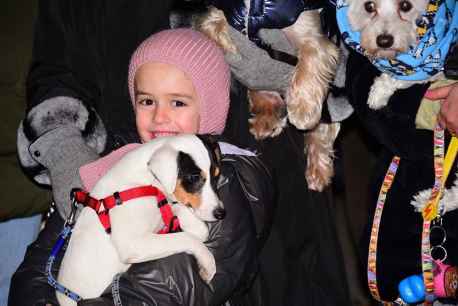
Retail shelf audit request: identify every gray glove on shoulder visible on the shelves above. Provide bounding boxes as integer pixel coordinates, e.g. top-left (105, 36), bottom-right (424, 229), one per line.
top-left (17, 96), bottom-right (107, 219)
top-left (225, 26), bottom-right (296, 92)
top-left (225, 25), bottom-right (353, 122)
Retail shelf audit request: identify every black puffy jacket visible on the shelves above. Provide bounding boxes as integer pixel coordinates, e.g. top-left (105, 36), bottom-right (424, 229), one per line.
top-left (9, 152), bottom-right (275, 306)
top-left (208, 0), bottom-right (327, 42)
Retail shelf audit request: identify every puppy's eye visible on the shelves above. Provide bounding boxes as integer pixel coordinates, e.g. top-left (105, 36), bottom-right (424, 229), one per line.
top-left (182, 174), bottom-right (201, 185)
top-left (364, 1), bottom-right (376, 13)
top-left (399, 0), bottom-right (412, 12)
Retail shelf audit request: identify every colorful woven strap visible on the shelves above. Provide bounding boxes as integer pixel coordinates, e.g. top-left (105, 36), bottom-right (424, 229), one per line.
top-left (422, 124), bottom-right (445, 221)
top-left (420, 124), bottom-right (445, 304)
top-left (367, 156), bottom-right (400, 302)
top-left (423, 133), bottom-right (458, 305)
top-left (367, 125), bottom-right (457, 304)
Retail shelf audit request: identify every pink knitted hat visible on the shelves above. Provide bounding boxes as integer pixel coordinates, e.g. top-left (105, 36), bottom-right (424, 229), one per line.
top-left (128, 28), bottom-right (231, 135)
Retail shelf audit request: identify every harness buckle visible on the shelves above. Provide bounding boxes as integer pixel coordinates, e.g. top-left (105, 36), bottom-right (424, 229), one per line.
top-left (113, 191), bottom-right (122, 206)
top-left (158, 198), bottom-right (168, 207)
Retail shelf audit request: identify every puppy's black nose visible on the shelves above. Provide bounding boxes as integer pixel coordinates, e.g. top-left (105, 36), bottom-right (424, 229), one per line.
top-left (213, 207), bottom-right (226, 220)
top-left (376, 34), bottom-right (394, 48)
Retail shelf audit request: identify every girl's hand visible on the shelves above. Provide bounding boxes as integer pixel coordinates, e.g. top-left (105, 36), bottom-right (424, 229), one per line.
top-left (424, 83), bottom-right (458, 136)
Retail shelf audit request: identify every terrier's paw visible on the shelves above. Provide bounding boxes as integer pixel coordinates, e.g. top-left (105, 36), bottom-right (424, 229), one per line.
top-left (248, 90), bottom-right (287, 139)
top-left (305, 162), bottom-right (332, 192)
top-left (249, 115), bottom-right (287, 139)
top-left (287, 102), bottom-right (321, 130)
top-left (411, 184), bottom-right (458, 215)
top-left (441, 183), bottom-right (458, 214)
top-left (368, 73), bottom-right (402, 110)
top-left (194, 245), bottom-right (216, 283)
top-left (305, 147), bottom-right (334, 192)
top-left (367, 86), bottom-right (390, 110)
top-left (410, 188), bottom-right (431, 212)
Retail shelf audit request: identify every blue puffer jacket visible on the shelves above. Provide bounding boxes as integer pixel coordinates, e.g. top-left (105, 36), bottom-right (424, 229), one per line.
top-left (209, 0), bottom-right (326, 41)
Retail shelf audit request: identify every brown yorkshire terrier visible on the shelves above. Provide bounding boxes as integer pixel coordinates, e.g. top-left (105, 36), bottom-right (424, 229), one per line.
top-left (196, 5), bottom-right (341, 191)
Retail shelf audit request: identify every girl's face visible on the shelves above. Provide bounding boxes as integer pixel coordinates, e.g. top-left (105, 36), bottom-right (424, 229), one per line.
top-left (134, 62), bottom-right (200, 143)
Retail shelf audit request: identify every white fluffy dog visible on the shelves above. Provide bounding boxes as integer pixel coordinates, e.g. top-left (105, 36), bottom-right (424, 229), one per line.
top-left (340, 0), bottom-right (458, 213)
top-left (57, 134), bottom-right (225, 306)
top-left (344, 0), bottom-right (438, 109)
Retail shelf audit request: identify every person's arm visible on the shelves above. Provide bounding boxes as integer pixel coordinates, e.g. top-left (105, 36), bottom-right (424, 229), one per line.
top-left (223, 25), bottom-right (352, 123)
top-left (17, 0), bottom-right (108, 219)
top-left (424, 83), bottom-right (458, 136)
top-left (78, 154), bottom-right (274, 306)
top-left (421, 43), bottom-right (458, 136)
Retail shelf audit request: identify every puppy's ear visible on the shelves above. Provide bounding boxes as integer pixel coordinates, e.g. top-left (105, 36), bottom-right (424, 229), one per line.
top-left (147, 145), bottom-right (179, 195)
top-left (196, 134), bottom-right (222, 177)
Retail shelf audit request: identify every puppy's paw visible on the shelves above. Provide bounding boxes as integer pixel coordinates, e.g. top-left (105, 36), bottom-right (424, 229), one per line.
top-left (172, 205), bottom-right (209, 242)
top-left (194, 246), bottom-right (216, 283)
top-left (190, 224), bottom-right (209, 243)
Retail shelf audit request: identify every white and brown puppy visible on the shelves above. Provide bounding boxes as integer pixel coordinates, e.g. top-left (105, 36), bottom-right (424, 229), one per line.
top-left (57, 134), bottom-right (224, 306)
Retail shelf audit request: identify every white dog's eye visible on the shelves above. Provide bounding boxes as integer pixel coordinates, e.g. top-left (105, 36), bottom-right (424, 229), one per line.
top-left (399, 0), bottom-right (412, 12)
top-left (364, 1), bottom-right (376, 13)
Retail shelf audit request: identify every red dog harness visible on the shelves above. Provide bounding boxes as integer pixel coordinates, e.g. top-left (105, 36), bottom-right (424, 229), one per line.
top-left (73, 186), bottom-right (181, 234)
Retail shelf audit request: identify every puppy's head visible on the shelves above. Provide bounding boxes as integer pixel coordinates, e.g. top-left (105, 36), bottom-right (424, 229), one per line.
top-left (147, 135), bottom-right (225, 222)
top-left (347, 0), bottom-right (428, 59)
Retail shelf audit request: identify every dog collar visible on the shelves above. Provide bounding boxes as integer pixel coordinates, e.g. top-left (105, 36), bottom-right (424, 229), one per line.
top-left (73, 186), bottom-right (181, 234)
top-left (336, 0), bottom-right (458, 81)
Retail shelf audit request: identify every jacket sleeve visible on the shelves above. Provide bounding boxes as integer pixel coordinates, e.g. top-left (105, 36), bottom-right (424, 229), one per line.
top-left (80, 154), bottom-right (274, 306)
top-left (445, 42), bottom-right (458, 79)
top-left (17, 0), bottom-right (108, 185)
top-left (209, 0), bottom-right (326, 41)
top-left (26, 0), bottom-right (115, 108)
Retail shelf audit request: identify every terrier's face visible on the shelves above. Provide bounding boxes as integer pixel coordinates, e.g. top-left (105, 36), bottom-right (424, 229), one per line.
top-left (147, 135), bottom-right (225, 222)
top-left (173, 149), bottom-right (224, 222)
top-left (347, 0), bottom-right (428, 59)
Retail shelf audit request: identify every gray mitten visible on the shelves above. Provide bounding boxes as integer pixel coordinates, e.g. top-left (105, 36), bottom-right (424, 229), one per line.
top-left (326, 43), bottom-right (354, 122)
top-left (18, 96), bottom-right (106, 219)
top-left (225, 26), bottom-right (295, 92)
top-left (29, 126), bottom-right (99, 219)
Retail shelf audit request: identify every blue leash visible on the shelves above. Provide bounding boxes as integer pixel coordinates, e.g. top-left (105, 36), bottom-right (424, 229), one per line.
top-left (46, 191), bottom-right (82, 302)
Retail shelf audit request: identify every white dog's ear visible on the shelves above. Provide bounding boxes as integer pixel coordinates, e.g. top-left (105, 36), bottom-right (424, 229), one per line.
top-left (147, 145), bottom-right (178, 195)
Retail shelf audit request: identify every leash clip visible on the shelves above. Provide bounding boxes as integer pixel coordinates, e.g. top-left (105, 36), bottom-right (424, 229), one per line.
top-left (66, 189), bottom-right (81, 227)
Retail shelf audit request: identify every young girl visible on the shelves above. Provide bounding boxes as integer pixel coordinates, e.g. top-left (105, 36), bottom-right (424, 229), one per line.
top-left (10, 29), bottom-right (274, 306)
